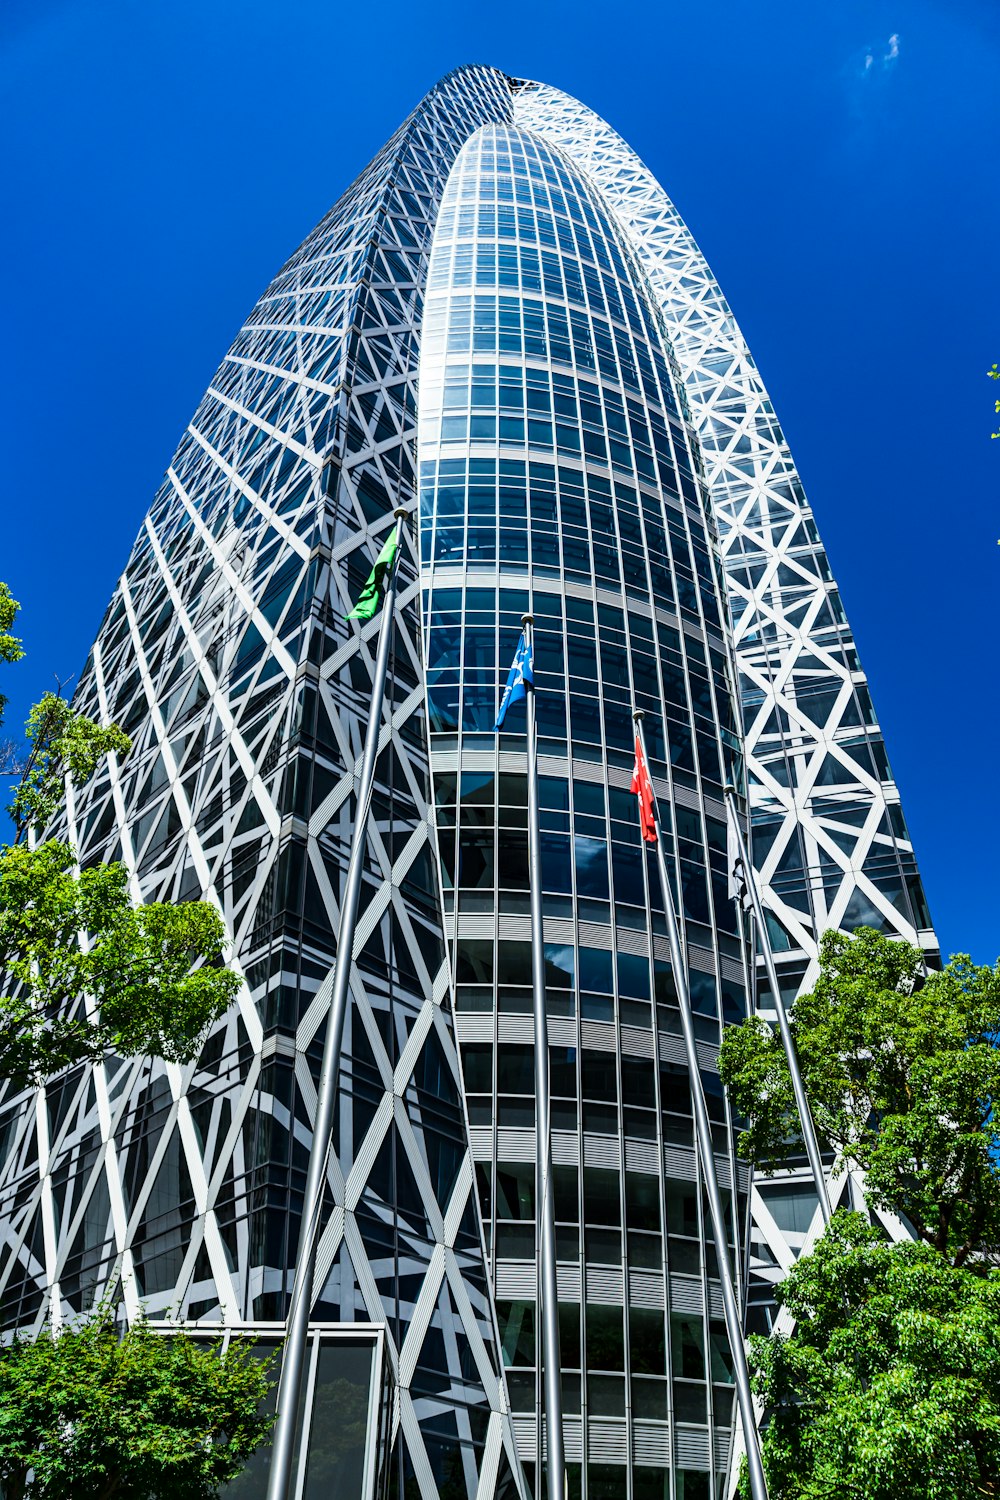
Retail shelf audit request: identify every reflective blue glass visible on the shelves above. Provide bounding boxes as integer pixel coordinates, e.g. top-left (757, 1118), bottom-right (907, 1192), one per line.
top-left (419, 123), bottom-right (747, 1497)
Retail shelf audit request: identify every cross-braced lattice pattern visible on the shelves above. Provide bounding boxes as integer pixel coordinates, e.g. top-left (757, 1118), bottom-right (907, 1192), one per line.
top-left (514, 82), bottom-right (937, 1300)
top-left (515, 83), bottom-right (935, 976)
top-left (0, 65), bottom-right (527, 1500)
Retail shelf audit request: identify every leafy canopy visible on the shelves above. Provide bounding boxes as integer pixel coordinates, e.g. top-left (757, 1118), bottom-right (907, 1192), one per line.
top-left (0, 840), bottom-right (240, 1085)
top-left (0, 1312), bottom-right (276, 1500)
top-left (741, 1212), bottom-right (1000, 1500)
top-left (730, 932), bottom-right (1000, 1497)
top-left (0, 585), bottom-right (24, 729)
top-left (0, 583), bottom-right (240, 1082)
top-left (10, 692), bottom-right (130, 843)
top-left (719, 926), bottom-right (1000, 1264)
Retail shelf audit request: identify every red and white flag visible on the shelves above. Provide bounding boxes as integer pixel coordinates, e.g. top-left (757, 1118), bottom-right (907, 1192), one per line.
top-left (631, 735), bottom-right (657, 843)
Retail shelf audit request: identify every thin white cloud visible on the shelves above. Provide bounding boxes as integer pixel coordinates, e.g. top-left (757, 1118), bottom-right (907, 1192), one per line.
top-left (858, 32), bottom-right (901, 81)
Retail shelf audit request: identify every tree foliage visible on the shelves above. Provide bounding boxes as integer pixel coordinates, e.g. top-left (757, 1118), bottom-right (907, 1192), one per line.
top-left (740, 1213), bottom-right (1000, 1500)
top-left (0, 585), bottom-right (24, 730)
top-left (0, 840), bottom-right (240, 1085)
top-left (0, 1312), bottom-right (276, 1500)
top-left (0, 584), bottom-right (241, 1083)
top-left (10, 692), bottom-right (130, 844)
top-left (725, 928), bottom-right (1000, 1497)
top-left (719, 926), bottom-right (1000, 1265)
top-left (0, 588), bottom-right (263, 1490)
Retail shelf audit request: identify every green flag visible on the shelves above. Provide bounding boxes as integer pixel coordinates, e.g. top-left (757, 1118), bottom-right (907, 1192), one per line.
top-left (347, 529), bottom-right (399, 620)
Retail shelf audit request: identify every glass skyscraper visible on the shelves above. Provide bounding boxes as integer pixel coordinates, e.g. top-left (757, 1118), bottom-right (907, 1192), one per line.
top-left (0, 67), bottom-right (933, 1500)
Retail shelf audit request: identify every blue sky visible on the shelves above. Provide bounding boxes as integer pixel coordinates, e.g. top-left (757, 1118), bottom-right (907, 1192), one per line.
top-left (3, 0), bottom-right (998, 962)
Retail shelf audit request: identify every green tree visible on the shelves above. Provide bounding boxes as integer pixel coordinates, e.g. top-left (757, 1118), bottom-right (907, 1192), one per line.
top-left (719, 926), bottom-right (1000, 1265)
top-left (740, 1213), bottom-right (1000, 1500)
top-left (10, 692), bottom-right (130, 845)
top-left (0, 584), bottom-right (239, 1081)
top-left (0, 1312), bottom-right (276, 1500)
top-left (0, 588), bottom-right (21, 656)
top-left (0, 840), bottom-right (239, 1085)
top-left (0, 585), bottom-right (24, 724)
top-left (723, 928), bottom-right (1000, 1497)
top-left (0, 589), bottom-right (269, 1491)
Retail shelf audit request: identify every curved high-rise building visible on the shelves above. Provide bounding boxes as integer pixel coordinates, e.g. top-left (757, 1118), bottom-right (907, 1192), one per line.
top-left (0, 66), bottom-right (932, 1500)
top-left (510, 82), bottom-right (936, 1304)
top-left (418, 116), bottom-right (751, 1500)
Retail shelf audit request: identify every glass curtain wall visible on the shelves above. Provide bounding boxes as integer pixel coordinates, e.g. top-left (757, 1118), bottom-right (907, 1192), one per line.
top-left (418, 123), bottom-right (749, 1500)
top-left (510, 80), bottom-right (938, 1320)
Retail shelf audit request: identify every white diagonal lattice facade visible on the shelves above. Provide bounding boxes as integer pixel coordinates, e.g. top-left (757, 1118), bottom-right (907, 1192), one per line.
top-left (514, 82), bottom-right (937, 1307)
top-left (515, 83), bottom-right (935, 977)
top-left (0, 65), bottom-right (526, 1500)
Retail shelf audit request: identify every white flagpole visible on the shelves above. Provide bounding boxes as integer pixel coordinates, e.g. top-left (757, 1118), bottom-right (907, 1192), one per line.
top-left (632, 711), bottom-right (770, 1500)
top-left (723, 786), bottom-right (831, 1227)
top-left (266, 508), bottom-right (407, 1500)
top-left (521, 613), bottom-right (567, 1500)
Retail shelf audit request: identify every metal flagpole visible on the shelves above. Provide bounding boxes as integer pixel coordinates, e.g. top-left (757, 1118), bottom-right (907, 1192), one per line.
top-left (522, 613), bottom-right (567, 1500)
top-left (723, 786), bottom-right (831, 1228)
top-left (632, 712), bottom-right (769, 1500)
top-left (265, 508), bottom-right (407, 1500)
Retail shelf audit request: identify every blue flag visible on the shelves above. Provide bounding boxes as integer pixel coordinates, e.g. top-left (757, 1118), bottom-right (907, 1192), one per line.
top-left (494, 632), bottom-right (533, 730)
